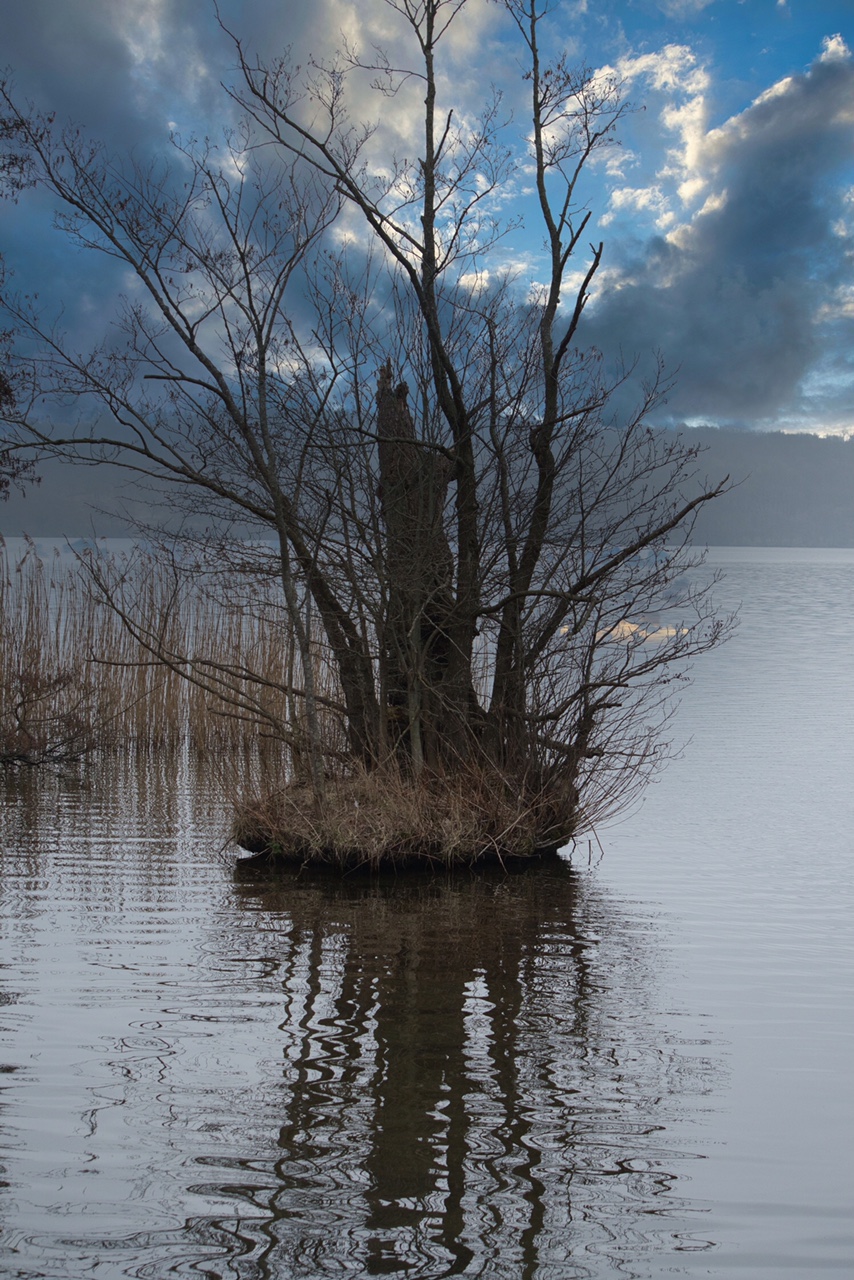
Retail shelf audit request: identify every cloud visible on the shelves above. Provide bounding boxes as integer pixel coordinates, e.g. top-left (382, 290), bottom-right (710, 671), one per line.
top-left (583, 38), bottom-right (854, 431)
top-left (3, 2), bottom-right (854, 447)
top-left (601, 185), bottom-right (675, 229)
top-left (614, 44), bottom-right (709, 95)
top-left (599, 44), bottom-right (712, 222)
top-left (654, 0), bottom-right (716, 19)
top-left (1, 0), bottom-right (227, 151)
top-left (820, 32), bottom-right (850, 63)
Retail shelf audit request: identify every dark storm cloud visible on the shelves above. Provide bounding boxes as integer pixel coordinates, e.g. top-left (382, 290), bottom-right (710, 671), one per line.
top-left (5, 0), bottom-right (196, 149)
top-left (0, 2), bottom-right (334, 354)
top-left (2, 1), bottom-right (209, 344)
top-left (6, 6), bottom-right (392, 183)
top-left (1, 1), bottom-right (338, 161)
top-left (584, 43), bottom-right (854, 429)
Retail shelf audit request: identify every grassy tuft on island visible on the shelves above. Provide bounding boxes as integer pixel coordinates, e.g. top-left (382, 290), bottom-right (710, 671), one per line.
top-left (231, 764), bottom-right (572, 871)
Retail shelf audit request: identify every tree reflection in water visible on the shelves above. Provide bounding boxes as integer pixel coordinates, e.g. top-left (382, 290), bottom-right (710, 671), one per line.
top-left (210, 860), bottom-right (717, 1278)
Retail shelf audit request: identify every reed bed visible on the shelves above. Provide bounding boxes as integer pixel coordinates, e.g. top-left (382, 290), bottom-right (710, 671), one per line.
top-left (0, 540), bottom-right (586, 864)
top-left (0, 536), bottom-right (310, 765)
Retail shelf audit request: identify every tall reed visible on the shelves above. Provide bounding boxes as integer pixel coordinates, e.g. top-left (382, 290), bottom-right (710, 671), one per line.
top-left (0, 537), bottom-right (311, 764)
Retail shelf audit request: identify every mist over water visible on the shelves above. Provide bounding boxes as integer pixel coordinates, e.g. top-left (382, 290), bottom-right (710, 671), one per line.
top-left (1, 548), bottom-right (852, 1278)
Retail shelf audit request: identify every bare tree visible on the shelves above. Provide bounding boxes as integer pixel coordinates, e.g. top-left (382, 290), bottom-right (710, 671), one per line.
top-left (0, 0), bottom-right (731, 863)
top-left (0, 112), bottom-right (38, 500)
top-left (1, 320), bottom-right (38, 500)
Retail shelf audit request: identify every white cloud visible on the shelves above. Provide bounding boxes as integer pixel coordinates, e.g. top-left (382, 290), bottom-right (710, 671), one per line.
top-left (602, 185), bottom-right (675, 229)
top-left (458, 269), bottom-right (491, 294)
top-left (597, 43), bottom-right (712, 232)
top-left (603, 148), bottom-right (638, 178)
top-left (815, 283), bottom-right (854, 322)
top-left (677, 174), bottom-right (706, 205)
top-left (654, 0), bottom-right (714, 14)
top-left (610, 44), bottom-right (707, 95)
top-left (660, 92), bottom-right (711, 191)
top-left (820, 34), bottom-right (850, 63)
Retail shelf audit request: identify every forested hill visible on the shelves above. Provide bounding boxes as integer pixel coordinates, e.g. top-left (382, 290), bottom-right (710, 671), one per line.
top-left (678, 428), bottom-right (854, 547)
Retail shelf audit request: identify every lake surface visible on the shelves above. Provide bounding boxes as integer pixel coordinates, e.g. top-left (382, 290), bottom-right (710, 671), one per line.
top-left (1, 548), bottom-right (852, 1279)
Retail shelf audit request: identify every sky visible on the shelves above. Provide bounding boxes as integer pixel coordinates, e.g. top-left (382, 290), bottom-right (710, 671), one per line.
top-left (1, 0), bottom-right (853, 530)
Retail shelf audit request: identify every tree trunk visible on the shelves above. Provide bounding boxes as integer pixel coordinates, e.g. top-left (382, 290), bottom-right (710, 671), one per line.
top-left (376, 362), bottom-right (456, 770)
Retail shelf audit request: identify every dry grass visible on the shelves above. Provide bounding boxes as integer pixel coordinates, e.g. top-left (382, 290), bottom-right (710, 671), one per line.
top-left (0, 537), bottom-right (302, 764)
top-left (231, 763), bottom-right (575, 870)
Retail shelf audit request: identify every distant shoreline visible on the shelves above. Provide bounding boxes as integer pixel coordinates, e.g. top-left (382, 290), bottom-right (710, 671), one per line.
top-left (3, 428), bottom-right (852, 547)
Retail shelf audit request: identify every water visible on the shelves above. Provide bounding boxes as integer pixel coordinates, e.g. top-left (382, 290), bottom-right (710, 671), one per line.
top-left (0, 548), bottom-right (852, 1278)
